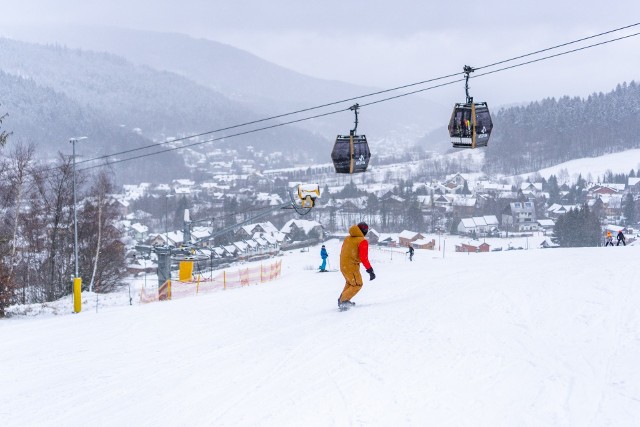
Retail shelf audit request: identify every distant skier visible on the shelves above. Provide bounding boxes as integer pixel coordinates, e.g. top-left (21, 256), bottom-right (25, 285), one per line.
top-left (407, 245), bottom-right (414, 261)
top-left (605, 231), bottom-right (614, 246)
top-left (319, 245), bottom-right (329, 272)
top-left (337, 222), bottom-right (375, 310)
top-left (617, 230), bottom-right (626, 246)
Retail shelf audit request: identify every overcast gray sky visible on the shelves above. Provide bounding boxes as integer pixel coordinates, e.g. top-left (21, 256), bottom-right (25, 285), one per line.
top-left (1, 1), bottom-right (639, 107)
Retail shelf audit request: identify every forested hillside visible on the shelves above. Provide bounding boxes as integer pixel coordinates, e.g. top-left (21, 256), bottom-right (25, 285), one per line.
top-left (2, 26), bottom-right (443, 139)
top-left (0, 71), bottom-right (186, 182)
top-left (484, 81), bottom-right (640, 174)
top-left (0, 38), bottom-right (329, 167)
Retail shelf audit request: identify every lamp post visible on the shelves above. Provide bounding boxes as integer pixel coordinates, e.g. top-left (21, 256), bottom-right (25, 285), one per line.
top-left (165, 194), bottom-right (174, 245)
top-left (70, 136), bottom-right (88, 313)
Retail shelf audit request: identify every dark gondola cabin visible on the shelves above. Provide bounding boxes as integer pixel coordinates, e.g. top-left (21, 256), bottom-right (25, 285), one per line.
top-left (448, 102), bottom-right (493, 148)
top-left (331, 104), bottom-right (371, 174)
top-left (448, 65), bottom-right (493, 149)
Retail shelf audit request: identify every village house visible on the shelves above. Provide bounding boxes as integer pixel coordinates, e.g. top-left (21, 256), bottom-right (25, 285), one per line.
top-left (110, 197), bottom-right (130, 218)
top-left (281, 219), bottom-right (324, 242)
top-left (129, 223), bottom-right (149, 242)
top-left (520, 182), bottom-right (543, 198)
top-left (627, 177), bottom-right (640, 194)
top-left (234, 221), bottom-right (279, 240)
top-left (452, 197), bottom-right (476, 217)
top-left (457, 215), bottom-right (499, 236)
top-left (502, 201), bottom-right (538, 232)
top-left (546, 203), bottom-right (579, 219)
top-left (367, 229), bottom-right (380, 245)
top-left (433, 194), bottom-right (453, 213)
top-left (412, 238), bottom-right (436, 250)
top-left (398, 230), bottom-right (425, 247)
top-left (455, 242), bottom-right (491, 253)
top-left (377, 234), bottom-right (397, 246)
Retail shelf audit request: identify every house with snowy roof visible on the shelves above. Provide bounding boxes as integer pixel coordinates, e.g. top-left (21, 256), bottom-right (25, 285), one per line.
top-left (452, 196), bottom-right (477, 217)
top-left (412, 238), bottom-right (436, 250)
top-left (546, 204), bottom-right (579, 219)
top-left (503, 201), bottom-right (538, 232)
top-left (520, 182), bottom-right (543, 198)
top-left (281, 219), bottom-right (324, 242)
top-left (455, 242), bottom-right (490, 253)
top-left (457, 216), bottom-right (499, 236)
top-left (627, 177), bottom-right (640, 194)
top-left (398, 230), bottom-right (424, 247)
top-left (377, 233), bottom-right (397, 247)
top-left (537, 219), bottom-right (555, 232)
top-left (130, 223), bottom-right (149, 242)
top-left (234, 222), bottom-right (279, 240)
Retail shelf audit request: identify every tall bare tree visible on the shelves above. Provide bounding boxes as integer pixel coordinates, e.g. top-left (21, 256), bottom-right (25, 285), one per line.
top-left (0, 107), bottom-right (10, 148)
top-left (6, 143), bottom-right (36, 278)
top-left (80, 169), bottom-right (127, 293)
top-left (35, 153), bottom-right (76, 301)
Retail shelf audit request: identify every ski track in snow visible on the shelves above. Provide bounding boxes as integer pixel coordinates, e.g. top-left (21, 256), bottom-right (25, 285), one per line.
top-left (1, 239), bottom-right (640, 426)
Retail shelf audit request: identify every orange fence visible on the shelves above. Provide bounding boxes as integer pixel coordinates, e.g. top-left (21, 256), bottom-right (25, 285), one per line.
top-left (140, 260), bottom-right (282, 303)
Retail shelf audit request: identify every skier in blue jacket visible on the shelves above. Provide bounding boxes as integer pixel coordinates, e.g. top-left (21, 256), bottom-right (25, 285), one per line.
top-left (319, 245), bottom-right (329, 272)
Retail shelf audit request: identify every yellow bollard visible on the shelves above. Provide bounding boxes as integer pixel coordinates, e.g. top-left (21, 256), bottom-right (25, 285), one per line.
top-left (73, 277), bottom-right (82, 313)
top-left (179, 261), bottom-right (194, 281)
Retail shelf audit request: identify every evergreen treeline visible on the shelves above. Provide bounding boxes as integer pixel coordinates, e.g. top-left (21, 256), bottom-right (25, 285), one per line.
top-left (484, 81), bottom-right (640, 174)
top-left (551, 205), bottom-right (602, 247)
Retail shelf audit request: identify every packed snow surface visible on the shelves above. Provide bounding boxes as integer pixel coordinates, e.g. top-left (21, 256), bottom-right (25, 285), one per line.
top-left (2, 240), bottom-right (640, 426)
top-left (519, 148), bottom-right (640, 182)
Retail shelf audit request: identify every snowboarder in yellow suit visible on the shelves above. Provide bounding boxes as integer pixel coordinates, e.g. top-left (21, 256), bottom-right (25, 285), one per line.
top-left (338, 222), bottom-right (375, 309)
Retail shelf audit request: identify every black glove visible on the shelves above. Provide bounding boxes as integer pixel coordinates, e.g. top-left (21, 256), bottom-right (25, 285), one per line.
top-left (366, 267), bottom-right (376, 281)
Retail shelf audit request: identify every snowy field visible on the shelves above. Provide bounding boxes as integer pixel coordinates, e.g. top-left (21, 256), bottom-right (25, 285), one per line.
top-left (2, 238), bottom-right (640, 426)
top-left (518, 148), bottom-right (640, 182)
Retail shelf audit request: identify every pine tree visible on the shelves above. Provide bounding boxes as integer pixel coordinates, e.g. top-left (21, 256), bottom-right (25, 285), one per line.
top-left (552, 204), bottom-right (601, 247)
top-left (623, 193), bottom-right (636, 225)
top-left (547, 175), bottom-right (560, 204)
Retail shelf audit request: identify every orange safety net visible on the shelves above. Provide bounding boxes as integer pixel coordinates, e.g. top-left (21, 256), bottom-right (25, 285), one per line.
top-left (140, 260), bottom-right (282, 303)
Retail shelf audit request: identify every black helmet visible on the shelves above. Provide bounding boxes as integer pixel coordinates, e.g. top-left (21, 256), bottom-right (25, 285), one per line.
top-left (357, 222), bottom-right (369, 236)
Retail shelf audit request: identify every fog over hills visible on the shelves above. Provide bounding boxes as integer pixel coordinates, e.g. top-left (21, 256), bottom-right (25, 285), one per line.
top-left (0, 36), bottom-right (334, 179)
top-left (2, 25), bottom-right (446, 141)
top-left (2, 24), bottom-right (640, 179)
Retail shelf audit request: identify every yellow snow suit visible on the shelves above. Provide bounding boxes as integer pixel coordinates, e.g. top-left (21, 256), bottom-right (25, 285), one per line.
top-left (338, 224), bottom-right (370, 303)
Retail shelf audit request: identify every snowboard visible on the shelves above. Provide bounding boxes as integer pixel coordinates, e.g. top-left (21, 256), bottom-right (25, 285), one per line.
top-left (317, 269), bottom-right (339, 273)
top-left (338, 301), bottom-right (355, 312)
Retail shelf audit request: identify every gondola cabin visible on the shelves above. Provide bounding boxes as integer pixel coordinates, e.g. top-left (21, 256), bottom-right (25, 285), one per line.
top-left (448, 65), bottom-right (493, 149)
top-left (331, 103), bottom-right (371, 174)
top-left (331, 133), bottom-right (371, 174)
top-left (448, 102), bottom-right (493, 148)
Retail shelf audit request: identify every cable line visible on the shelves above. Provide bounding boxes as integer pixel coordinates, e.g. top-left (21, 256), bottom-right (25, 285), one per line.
top-left (77, 28), bottom-right (640, 171)
top-left (14, 21), bottom-right (640, 183)
top-left (73, 22), bottom-right (640, 168)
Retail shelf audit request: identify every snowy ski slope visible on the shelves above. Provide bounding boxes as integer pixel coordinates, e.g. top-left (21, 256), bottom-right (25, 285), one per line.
top-left (1, 240), bottom-right (640, 426)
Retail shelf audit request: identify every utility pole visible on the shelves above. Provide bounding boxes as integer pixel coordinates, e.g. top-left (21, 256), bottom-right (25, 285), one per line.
top-left (70, 136), bottom-right (88, 313)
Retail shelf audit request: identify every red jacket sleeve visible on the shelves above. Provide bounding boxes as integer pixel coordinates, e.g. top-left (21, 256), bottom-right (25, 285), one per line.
top-left (358, 239), bottom-right (372, 270)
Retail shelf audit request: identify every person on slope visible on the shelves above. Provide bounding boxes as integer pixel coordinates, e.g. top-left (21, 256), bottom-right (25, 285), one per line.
top-left (337, 222), bottom-right (375, 310)
top-left (605, 230), bottom-right (614, 247)
top-left (319, 245), bottom-right (329, 272)
top-left (617, 230), bottom-right (626, 246)
top-left (407, 244), bottom-right (415, 261)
